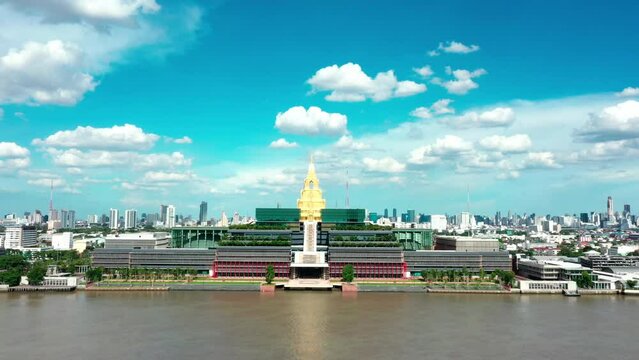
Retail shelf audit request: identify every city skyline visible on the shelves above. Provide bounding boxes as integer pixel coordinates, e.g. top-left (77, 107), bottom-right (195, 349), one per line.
top-left (1, 1), bottom-right (639, 216)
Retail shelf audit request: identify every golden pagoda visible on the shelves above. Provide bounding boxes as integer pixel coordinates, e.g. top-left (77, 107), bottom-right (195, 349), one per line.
top-left (297, 156), bottom-right (326, 222)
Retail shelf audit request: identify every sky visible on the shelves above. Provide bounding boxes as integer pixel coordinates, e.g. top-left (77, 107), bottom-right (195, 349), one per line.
top-left (1, 0), bottom-right (639, 219)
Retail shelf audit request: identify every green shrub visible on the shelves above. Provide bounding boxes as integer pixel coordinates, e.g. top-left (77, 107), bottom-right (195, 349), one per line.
top-left (342, 264), bottom-right (355, 283)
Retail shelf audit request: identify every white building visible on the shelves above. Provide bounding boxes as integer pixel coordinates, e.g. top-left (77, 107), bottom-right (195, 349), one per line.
top-left (459, 212), bottom-right (472, 230)
top-left (124, 209), bottom-right (137, 229)
top-left (165, 205), bottom-right (176, 228)
top-left (430, 215), bottom-right (447, 232)
top-left (109, 208), bottom-right (119, 229)
top-left (4, 226), bottom-right (37, 249)
top-left (52, 232), bottom-right (73, 250)
top-left (104, 232), bottom-right (170, 249)
top-left (87, 214), bottom-right (99, 224)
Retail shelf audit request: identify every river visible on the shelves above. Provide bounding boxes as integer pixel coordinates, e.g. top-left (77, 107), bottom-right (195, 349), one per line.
top-left (1, 291), bottom-right (637, 359)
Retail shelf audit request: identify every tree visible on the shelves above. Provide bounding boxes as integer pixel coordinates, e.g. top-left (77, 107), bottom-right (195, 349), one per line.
top-left (479, 268), bottom-right (486, 281)
top-left (0, 268), bottom-right (22, 286)
top-left (501, 271), bottom-right (515, 287)
top-left (265, 264), bottom-right (275, 285)
top-left (626, 280), bottom-right (637, 289)
top-left (27, 263), bottom-right (47, 286)
top-left (342, 264), bottom-right (355, 283)
top-left (85, 267), bottom-right (104, 283)
top-left (576, 271), bottom-right (594, 289)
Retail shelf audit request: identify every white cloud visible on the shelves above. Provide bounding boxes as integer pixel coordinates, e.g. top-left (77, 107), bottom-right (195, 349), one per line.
top-left (410, 98), bottom-right (454, 119)
top-left (0, 142), bottom-right (30, 158)
top-left (408, 135), bottom-right (473, 165)
top-left (0, 40), bottom-right (97, 105)
top-left (0, 142), bottom-right (30, 174)
top-left (447, 107), bottom-right (515, 128)
top-left (173, 136), bottom-right (192, 144)
top-left (33, 124), bottom-right (159, 150)
top-left (362, 156), bottom-right (406, 173)
top-left (143, 171), bottom-right (194, 182)
top-left (0, 107), bottom-right (4, 119)
top-left (307, 62), bottom-right (426, 102)
top-left (275, 106), bottom-right (347, 136)
top-left (430, 41), bottom-right (480, 56)
top-left (497, 170), bottom-right (520, 180)
top-left (574, 100), bottom-right (639, 142)
top-left (524, 152), bottom-right (561, 169)
top-left (413, 65), bottom-right (434, 78)
top-left (479, 134), bottom-right (532, 153)
top-left (47, 149), bottom-right (191, 169)
top-left (4, 0), bottom-right (160, 26)
top-left (334, 135), bottom-right (368, 150)
top-left (617, 87), bottom-right (639, 97)
top-left (210, 168), bottom-right (299, 195)
top-left (432, 67), bottom-right (487, 95)
top-left (269, 138), bottom-right (299, 149)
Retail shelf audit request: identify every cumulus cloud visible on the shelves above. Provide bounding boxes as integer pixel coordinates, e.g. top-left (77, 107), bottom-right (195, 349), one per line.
top-left (275, 106), bottom-right (347, 136)
top-left (269, 138), bottom-right (299, 149)
top-left (524, 152), bottom-right (561, 169)
top-left (33, 124), bottom-right (159, 150)
top-left (574, 100), bottom-right (639, 142)
top-left (143, 171), bottom-right (194, 182)
top-left (0, 142), bottom-right (30, 174)
top-left (46, 149), bottom-right (191, 169)
top-left (0, 40), bottom-right (97, 105)
top-left (413, 65), bottom-right (434, 78)
top-left (432, 67), bottom-right (487, 95)
top-left (362, 156), bottom-right (406, 173)
top-left (0, 142), bottom-right (30, 158)
top-left (210, 168), bottom-right (299, 195)
top-left (429, 41), bottom-right (480, 56)
top-left (4, 0), bottom-right (160, 27)
top-left (334, 135), bottom-right (369, 150)
top-left (410, 99), bottom-right (454, 119)
top-left (408, 135), bottom-right (473, 165)
top-left (173, 136), bottom-right (192, 144)
top-left (497, 170), bottom-right (520, 180)
top-left (307, 62), bottom-right (426, 102)
top-left (446, 107), bottom-right (515, 128)
top-left (479, 134), bottom-right (532, 153)
top-left (617, 87), bottom-right (639, 97)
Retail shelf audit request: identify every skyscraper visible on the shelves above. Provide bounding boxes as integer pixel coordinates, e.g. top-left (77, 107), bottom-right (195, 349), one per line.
top-left (109, 208), bottom-right (119, 229)
top-left (124, 209), bottom-right (137, 229)
top-left (166, 205), bottom-right (176, 228)
top-left (67, 210), bottom-right (76, 229)
top-left (384, 208), bottom-right (389, 218)
top-left (199, 201), bottom-right (208, 224)
top-left (407, 209), bottom-right (416, 223)
top-left (607, 196), bottom-right (614, 220)
top-left (60, 209), bottom-right (68, 228)
top-left (160, 204), bottom-right (168, 224)
top-left (392, 208), bottom-right (397, 220)
top-left (623, 204), bottom-right (631, 217)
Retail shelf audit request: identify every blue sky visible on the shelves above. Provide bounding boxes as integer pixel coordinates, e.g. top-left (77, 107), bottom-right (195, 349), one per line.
top-left (1, 0), bottom-right (639, 219)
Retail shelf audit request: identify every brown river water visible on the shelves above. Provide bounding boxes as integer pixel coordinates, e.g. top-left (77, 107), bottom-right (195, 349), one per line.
top-left (1, 291), bottom-right (637, 360)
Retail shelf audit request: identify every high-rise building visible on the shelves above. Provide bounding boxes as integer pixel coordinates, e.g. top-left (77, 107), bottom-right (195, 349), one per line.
top-left (124, 209), bottom-right (137, 229)
top-left (60, 209), bottom-right (68, 228)
top-left (407, 209), bottom-right (416, 223)
top-left (459, 212), bottom-right (472, 230)
top-left (109, 209), bottom-right (119, 229)
top-left (199, 201), bottom-right (208, 224)
top-left (4, 226), bottom-right (37, 249)
top-left (160, 205), bottom-right (168, 224)
top-left (623, 204), bottom-right (631, 218)
top-left (166, 205), bottom-right (176, 228)
top-left (580, 213), bottom-right (590, 223)
top-left (392, 208), bottom-right (397, 221)
top-left (607, 196), bottom-right (614, 220)
top-left (384, 208), bottom-right (389, 218)
top-left (87, 214), bottom-right (99, 224)
top-left (67, 210), bottom-right (76, 229)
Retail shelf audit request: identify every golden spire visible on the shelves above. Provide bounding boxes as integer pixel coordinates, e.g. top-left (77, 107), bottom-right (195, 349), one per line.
top-left (297, 155), bottom-right (326, 222)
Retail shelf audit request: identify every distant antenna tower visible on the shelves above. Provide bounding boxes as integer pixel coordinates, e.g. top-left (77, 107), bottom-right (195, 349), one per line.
top-left (49, 179), bottom-right (54, 214)
top-left (345, 170), bottom-right (350, 209)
